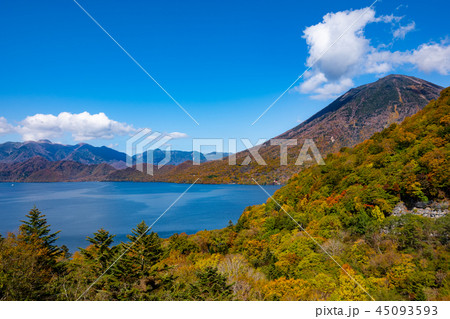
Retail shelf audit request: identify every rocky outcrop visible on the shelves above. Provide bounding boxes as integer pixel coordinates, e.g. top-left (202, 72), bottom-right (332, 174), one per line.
top-left (392, 201), bottom-right (449, 218)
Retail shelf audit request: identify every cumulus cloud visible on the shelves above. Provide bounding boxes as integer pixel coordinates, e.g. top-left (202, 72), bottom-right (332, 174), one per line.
top-left (1, 112), bottom-right (190, 144)
top-left (307, 77), bottom-right (355, 100)
top-left (296, 7), bottom-right (450, 99)
top-left (365, 41), bottom-right (450, 75)
top-left (301, 8), bottom-right (377, 82)
top-left (0, 117), bottom-right (14, 135)
top-left (16, 111), bottom-right (135, 141)
top-left (408, 42), bottom-right (450, 74)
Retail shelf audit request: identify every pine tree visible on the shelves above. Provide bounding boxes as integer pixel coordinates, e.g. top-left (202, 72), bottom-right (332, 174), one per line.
top-left (110, 221), bottom-right (165, 300)
top-left (128, 221), bottom-right (162, 262)
top-left (20, 206), bottom-right (61, 258)
top-left (75, 229), bottom-right (117, 300)
top-left (80, 228), bottom-right (116, 273)
top-left (189, 267), bottom-right (233, 301)
top-left (120, 221), bottom-right (163, 279)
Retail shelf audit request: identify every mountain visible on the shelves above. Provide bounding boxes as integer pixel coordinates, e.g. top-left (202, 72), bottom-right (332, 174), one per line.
top-left (0, 142), bottom-right (207, 182)
top-left (6, 89), bottom-right (448, 301)
top-left (150, 74), bottom-right (443, 184)
top-left (0, 75), bottom-right (443, 184)
top-left (0, 140), bottom-right (208, 169)
top-left (272, 85), bottom-right (450, 213)
top-left (132, 150), bottom-right (207, 166)
top-left (204, 152), bottom-right (231, 161)
top-left (275, 74), bottom-right (443, 150)
top-left (178, 86), bottom-right (450, 301)
top-left (0, 156), bottom-right (116, 182)
top-left (0, 140), bottom-right (127, 168)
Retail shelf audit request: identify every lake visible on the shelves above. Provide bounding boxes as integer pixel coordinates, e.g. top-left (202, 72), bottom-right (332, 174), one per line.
top-left (0, 182), bottom-right (280, 252)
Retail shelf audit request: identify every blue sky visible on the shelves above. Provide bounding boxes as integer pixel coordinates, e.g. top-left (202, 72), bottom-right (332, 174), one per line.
top-left (0, 0), bottom-right (449, 152)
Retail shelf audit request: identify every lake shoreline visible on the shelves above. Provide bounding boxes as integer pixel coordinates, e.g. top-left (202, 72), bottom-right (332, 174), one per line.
top-left (0, 182), bottom-right (281, 252)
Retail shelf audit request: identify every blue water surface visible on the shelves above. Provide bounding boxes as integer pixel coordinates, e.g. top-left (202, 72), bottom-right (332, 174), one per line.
top-left (0, 182), bottom-right (280, 252)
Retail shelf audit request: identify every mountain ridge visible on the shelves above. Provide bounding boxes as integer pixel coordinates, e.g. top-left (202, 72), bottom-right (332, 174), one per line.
top-left (0, 74), bottom-right (444, 184)
top-left (148, 74), bottom-right (443, 184)
top-left (0, 140), bottom-right (212, 168)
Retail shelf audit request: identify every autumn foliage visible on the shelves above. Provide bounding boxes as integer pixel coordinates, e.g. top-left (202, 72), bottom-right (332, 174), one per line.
top-left (1, 88), bottom-right (450, 300)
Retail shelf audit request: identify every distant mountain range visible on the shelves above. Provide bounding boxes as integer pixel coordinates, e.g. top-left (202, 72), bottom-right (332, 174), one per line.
top-left (204, 152), bottom-right (231, 161)
top-left (0, 140), bottom-right (128, 168)
top-left (0, 74), bottom-right (444, 184)
top-left (0, 139), bottom-right (219, 182)
top-left (0, 140), bottom-right (215, 168)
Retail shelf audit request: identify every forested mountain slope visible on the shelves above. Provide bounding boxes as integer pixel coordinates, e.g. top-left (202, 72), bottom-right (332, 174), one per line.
top-left (1, 88), bottom-right (448, 301)
top-left (151, 75), bottom-right (442, 184)
top-left (167, 86), bottom-right (450, 301)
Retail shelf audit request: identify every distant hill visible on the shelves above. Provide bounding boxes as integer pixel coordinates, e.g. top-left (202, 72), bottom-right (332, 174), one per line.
top-left (0, 140), bottom-right (127, 168)
top-left (204, 152), bottom-right (231, 161)
top-left (132, 150), bottom-right (206, 166)
top-left (150, 74), bottom-right (443, 184)
top-left (0, 156), bottom-right (116, 182)
top-left (0, 140), bottom-right (207, 169)
top-left (0, 139), bottom-right (210, 182)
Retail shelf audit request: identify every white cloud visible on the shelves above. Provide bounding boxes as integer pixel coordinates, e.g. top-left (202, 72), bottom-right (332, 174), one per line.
top-left (408, 42), bottom-right (450, 74)
top-left (374, 14), bottom-right (402, 24)
top-left (167, 132), bottom-right (188, 139)
top-left (0, 117), bottom-right (14, 135)
top-left (296, 7), bottom-right (450, 99)
top-left (308, 77), bottom-right (355, 100)
top-left (365, 41), bottom-right (450, 75)
top-left (1, 113), bottom-right (190, 145)
top-left (299, 72), bottom-right (327, 93)
top-left (301, 8), bottom-right (378, 82)
top-left (16, 111), bottom-right (135, 141)
top-left (393, 22), bottom-right (415, 39)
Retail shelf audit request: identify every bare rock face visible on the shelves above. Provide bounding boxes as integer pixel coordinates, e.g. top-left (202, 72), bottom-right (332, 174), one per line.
top-left (392, 201), bottom-right (449, 218)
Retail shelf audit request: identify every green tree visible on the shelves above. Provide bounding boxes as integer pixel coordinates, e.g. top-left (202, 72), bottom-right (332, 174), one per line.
top-left (74, 229), bottom-right (117, 300)
top-left (80, 228), bottom-right (116, 273)
top-left (125, 221), bottom-right (162, 273)
top-left (113, 221), bottom-right (168, 300)
top-left (117, 222), bottom-right (163, 281)
top-left (190, 267), bottom-right (233, 300)
top-left (20, 206), bottom-right (61, 259)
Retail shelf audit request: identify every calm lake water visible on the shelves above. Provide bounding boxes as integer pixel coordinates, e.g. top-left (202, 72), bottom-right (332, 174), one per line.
top-left (0, 182), bottom-right (280, 252)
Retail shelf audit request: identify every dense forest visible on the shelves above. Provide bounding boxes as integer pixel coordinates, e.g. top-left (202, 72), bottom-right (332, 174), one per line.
top-left (1, 88), bottom-right (449, 301)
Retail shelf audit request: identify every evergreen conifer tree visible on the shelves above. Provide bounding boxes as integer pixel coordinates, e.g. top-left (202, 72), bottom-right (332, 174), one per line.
top-left (20, 206), bottom-right (61, 258)
top-left (80, 228), bottom-right (116, 273)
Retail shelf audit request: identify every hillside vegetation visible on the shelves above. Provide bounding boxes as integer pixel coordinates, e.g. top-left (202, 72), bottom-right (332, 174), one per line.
top-left (147, 75), bottom-right (443, 184)
top-left (1, 88), bottom-right (449, 301)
